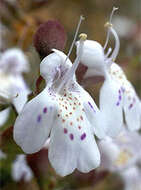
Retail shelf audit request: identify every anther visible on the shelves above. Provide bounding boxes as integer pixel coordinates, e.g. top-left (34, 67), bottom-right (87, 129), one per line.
top-left (104, 22), bottom-right (112, 28)
top-left (79, 33), bottom-right (87, 41)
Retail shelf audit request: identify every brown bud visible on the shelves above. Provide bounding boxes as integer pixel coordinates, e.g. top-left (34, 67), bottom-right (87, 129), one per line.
top-left (33, 20), bottom-right (67, 59)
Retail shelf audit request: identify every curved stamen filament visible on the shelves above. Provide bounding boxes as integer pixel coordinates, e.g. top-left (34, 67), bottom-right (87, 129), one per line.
top-left (63, 34), bottom-right (87, 83)
top-left (104, 7), bottom-right (118, 50)
top-left (108, 26), bottom-right (120, 62)
top-left (56, 15), bottom-right (85, 93)
top-left (110, 7), bottom-right (119, 23)
top-left (57, 34), bottom-right (87, 93)
top-left (65, 15), bottom-right (85, 64)
top-left (105, 47), bottom-right (112, 58)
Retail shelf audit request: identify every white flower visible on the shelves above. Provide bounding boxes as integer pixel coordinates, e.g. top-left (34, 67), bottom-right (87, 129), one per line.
top-left (99, 130), bottom-right (141, 190)
top-left (120, 166), bottom-right (141, 190)
top-left (76, 7), bottom-right (123, 137)
top-left (0, 48), bottom-right (30, 113)
top-left (13, 34), bottom-right (106, 176)
top-left (0, 108), bottom-right (10, 127)
top-left (11, 154), bottom-right (33, 182)
top-left (76, 8), bottom-right (141, 136)
top-left (0, 48), bottom-right (29, 74)
top-left (109, 62), bottom-right (141, 131)
top-left (98, 128), bottom-right (141, 172)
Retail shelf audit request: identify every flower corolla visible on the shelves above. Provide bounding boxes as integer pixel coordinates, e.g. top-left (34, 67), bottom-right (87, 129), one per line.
top-left (14, 33), bottom-right (106, 176)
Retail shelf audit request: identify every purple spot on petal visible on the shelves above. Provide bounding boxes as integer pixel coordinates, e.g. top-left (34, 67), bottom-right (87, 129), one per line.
top-left (88, 101), bottom-right (96, 112)
top-left (121, 87), bottom-right (125, 93)
top-left (119, 89), bottom-right (121, 94)
top-left (119, 95), bottom-right (122, 101)
top-left (81, 133), bottom-right (86, 140)
top-left (37, 115), bottom-right (42, 122)
top-left (64, 128), bottom-right (68, 134)
top-left (129, 104), bottom-right (133, 109)
top-left (43, 107), bottom-right (47, 113)
top-left (70, 134), bottom-right (74, 140)
top-left (116, 102), bottom-right (120, 106)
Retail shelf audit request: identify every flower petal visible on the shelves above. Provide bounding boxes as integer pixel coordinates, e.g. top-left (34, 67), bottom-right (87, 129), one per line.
top-left (14, 88), bottom-right (57, 154)
top-left (98, 137), bottom-right (120, 170)
top-left (48, 114), bottom-right (100, 176)
top-left (123, 85), bottom-right (141, 131)
top-left (76, 132), bottom-right (100, 173)
top-left (12, 77), bottom-right (30, 113)
top-left (48, 123), bottom-right (77, 176)
top-left (83, 101), bottom-right (106, 139)
top-left (0, 48), bottom-right (29, 74)
top-left (120, 166), bottom-right (141, 190)
top-left (12, 154), bottom-right (33, 182)
top-left (0, 108), bottom-right (10, 127)
top-left (99, 78), bottom-right (123, 137)
top-left (76, 40), bottom-right (105, 69)
top-left (40, 50), bottom-right (72, 83)
top-left (76, 85), bottom-right (106, 139)
top-left (109, 63), bottom-right (141, 131)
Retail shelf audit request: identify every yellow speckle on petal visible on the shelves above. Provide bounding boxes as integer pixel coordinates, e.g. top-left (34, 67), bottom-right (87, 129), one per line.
top-left (114, 150), bottom-right (132, 166)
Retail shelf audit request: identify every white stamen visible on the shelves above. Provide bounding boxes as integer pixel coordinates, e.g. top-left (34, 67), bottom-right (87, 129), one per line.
top-left (56, 15), bottom-right (85, 93)
top-left (110, 7), bottom-right (119, 23)
top-left (63, 34), bottom-right (87, 83)
top-left (57, 34), bottom-right (87, 93)
top-left (108, 27), bottom-right (120, 62)
top-left (104, 7), bottom-right (118, 50)
top-left (105, 47), bottom-right (112, 58)
top-left (65, 15), bottom-right (85, 64)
